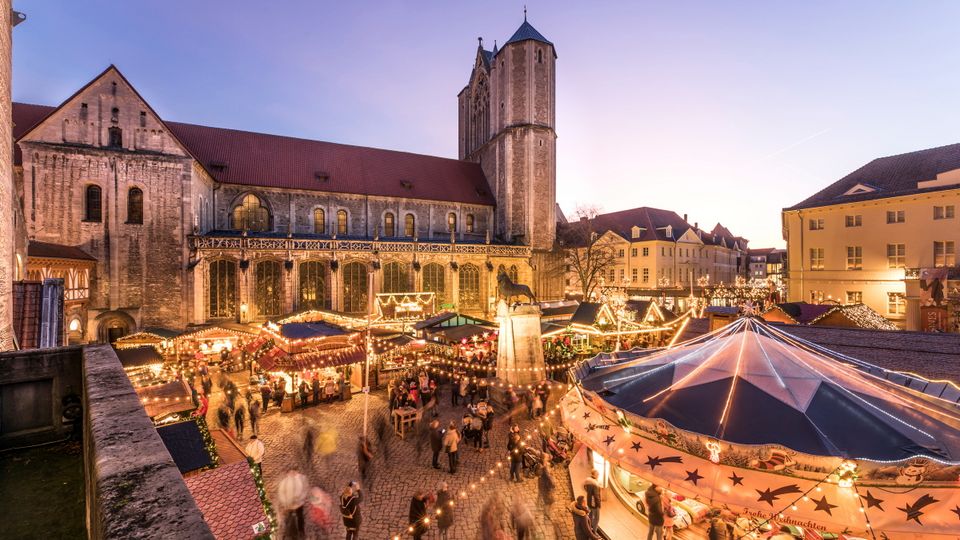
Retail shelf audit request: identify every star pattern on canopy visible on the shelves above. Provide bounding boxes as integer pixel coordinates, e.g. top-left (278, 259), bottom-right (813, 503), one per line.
top-left (728, 471), bottom-right (744, 486)
top-left (861, 491), bottom-right (884, 512)
top-left (684, 469), bottom-right (703, 485)
top-left (811, 495), bottom-right (837, 516)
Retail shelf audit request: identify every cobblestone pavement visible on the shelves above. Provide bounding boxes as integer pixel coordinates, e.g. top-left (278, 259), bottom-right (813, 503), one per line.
top-left (212, 378), bottom-right (576, 540)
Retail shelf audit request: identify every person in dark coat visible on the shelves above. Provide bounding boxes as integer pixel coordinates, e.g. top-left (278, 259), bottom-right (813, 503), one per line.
top-left (357, 436), bottom-right (373, 481)
top-left (507, 432), bottom-right (523, 482)
top-left (260, 384), bottom-right (272, 412)
top-left (467, 380), bottom-right (478, 405)
top-left (272, 382), bottom-right (284, 408)
top-left (298, 381), bottom-right (309, 408)
top-left (339, 482), bottom-right (362, 540)
top-left (408, 491), bottom-right (429, 540)
top-left (583, 469), bottom-right (602, 530)
top-left (644, 484), bottom-right (665, 540)
top-left (249, 399), bottom-right (261, 437)
top-left (311, 375), bottom-right (321, 405)
top-left (234, 405), bottom-right (246, 439)
top-left (429, 419), bottom-right (444, 469)
top-left (435, 481), bottom-right (454, 540)
top-left (570, 496), bottom-right (600, 540)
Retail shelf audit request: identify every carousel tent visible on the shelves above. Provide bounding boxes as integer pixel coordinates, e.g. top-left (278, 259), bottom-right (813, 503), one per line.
top-left (579, 317), bottom-right (960, 461)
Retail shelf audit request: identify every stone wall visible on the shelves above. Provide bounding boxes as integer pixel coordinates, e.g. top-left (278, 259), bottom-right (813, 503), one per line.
top-left (0, 345), bottom-right (83, 448)
top-left (82, 345), bottom-right (213, 539)
top-left (0, 3), bottom-right (15, 350)
top-left (214, 184), bottom-right (493, 242)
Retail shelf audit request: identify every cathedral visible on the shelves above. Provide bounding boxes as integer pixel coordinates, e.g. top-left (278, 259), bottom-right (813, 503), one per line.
top-left (8, 17), bottom-right (561, 343)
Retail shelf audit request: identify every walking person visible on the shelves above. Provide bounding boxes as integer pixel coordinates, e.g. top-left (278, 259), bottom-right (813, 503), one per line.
top-left (245, 435), bottom-right (265, 475)
top-left (467, 379), bottom-right (478, 406)
top-left (538, 461), bottom-right (556, 507)
top-left (408, 491), bottom-right (429, 540)
top-left (458, 376), bottom-right (468, 406)
top-left (511, 499), bottom-right (535, 540)
top-left (662, 488), bottom-right (676, 540)
top-left (435, 481), bottom-right (454, 540)
top-left (583, 469), bottom-right (602, 530)
top-left (442, 420), bottom-right (461, 474)
top-left (249, 399), bottom-right (261, 437)
top-left (234, 404), bottom-right (246, 439)
top-left (570, 495), bottom-right (601, 540)
top-left (339, 481), bottom-right (363, 540)
top-left (508, 432), bottom-right (523, 482)
top-left (357, 436), bottom-right (373, 481)
top-left (312, 375), bottom-right (321, 405)
top-left (644, 484), bottom-right (665, 540)
top-left (450, 374), bottom-right (460, 406)
top-left (429, 419), bottom-right (444, 469)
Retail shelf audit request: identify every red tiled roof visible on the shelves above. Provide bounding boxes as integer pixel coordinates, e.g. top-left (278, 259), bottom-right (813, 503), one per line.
top-left (12, 103), bottom-right (54, 165)
top-left (27, 240), bottom-right (96, 261)
top-left (185, 461), bottom-right (270, 540)
top-left (11, 102), bottom-right (495, 206)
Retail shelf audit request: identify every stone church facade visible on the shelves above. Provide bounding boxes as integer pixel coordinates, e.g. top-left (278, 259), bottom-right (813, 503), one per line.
top-left (10, 18), bottom-right (562, 343)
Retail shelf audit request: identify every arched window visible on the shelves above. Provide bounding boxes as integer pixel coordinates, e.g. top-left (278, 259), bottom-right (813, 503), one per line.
top-left (404, 213), bottom-right (416, 237)
top-left (384, 212), bottom-right (395, 237)
top-left (208, 260), bottom-right (237, 318)
top-left (466, 214), bottom-right (475, 233)
top-left (447, 212), bottom-right (457, 233)
top-left (255, 260), bottom-right (283, 317)
top-left (231, 194), bottom-right (270, 232)
top-left (299, 261), bottom-right (329, 310)
top-left (337, 210), bottom-right (348, 236)
top-left (85, 185), bottom-right (102, 222)
top-left (127, 187), bottom-right (143, 224)
top-left (314, 208), bottom-right (326, 235)
top-left (458, 263), bottom-right (481, 308)
top-left (342, 262), bottom-right (369, 314)
top-left (382, 262), bottom-right (412, 294)
top-left (509, 265), bottom-right (519, 283)
top-left (422, 263), bottom-right (445, 301)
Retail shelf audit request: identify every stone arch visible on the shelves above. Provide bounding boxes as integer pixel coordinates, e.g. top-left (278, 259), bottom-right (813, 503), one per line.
top-left (95, 310), bottom-right (137, 344)
top-left (227, 191), bottom-right (274, 232)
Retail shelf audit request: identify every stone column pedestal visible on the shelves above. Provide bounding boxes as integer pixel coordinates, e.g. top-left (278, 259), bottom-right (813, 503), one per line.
top-left (495, 300), bottom-right (545, 387)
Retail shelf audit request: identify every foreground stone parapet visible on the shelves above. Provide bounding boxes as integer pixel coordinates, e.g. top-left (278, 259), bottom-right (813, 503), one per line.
top-left (82, 345), bottom-right (213, 539)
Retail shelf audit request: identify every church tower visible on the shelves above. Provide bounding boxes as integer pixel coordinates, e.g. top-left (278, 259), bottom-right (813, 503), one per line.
top-left (458, 16), bottom-right (557, 250)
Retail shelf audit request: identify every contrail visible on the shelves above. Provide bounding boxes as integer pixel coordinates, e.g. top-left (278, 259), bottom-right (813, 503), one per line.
top-left (755, 127), bottom-right (831, 163)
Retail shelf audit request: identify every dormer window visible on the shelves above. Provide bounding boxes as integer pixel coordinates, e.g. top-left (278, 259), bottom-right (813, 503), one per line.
top-left (843, 183), bottom-right (877, 196)
top-left (400, 180), bottom-right (413, 190)
top-left (665, 225), bottom-right (673, 239)
top-left (631, 226), bottom-right (644, 239)
top-left (315, 171), bottom-right (329, 182)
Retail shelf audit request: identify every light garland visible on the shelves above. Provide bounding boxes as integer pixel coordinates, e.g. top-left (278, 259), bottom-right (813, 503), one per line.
top-left (387, 400), bottom-right (568, 539)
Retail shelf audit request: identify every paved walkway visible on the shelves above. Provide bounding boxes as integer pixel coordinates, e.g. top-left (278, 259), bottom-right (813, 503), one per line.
top-left (209, 378), bottom-right (577, 539)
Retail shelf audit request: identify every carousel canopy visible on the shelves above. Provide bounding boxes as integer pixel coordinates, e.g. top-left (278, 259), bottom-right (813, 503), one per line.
top-left (579, 317), bottom-right (960, 461)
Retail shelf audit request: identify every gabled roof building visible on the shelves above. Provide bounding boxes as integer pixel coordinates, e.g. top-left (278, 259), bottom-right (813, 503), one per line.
top-left (10, 17), bottom-right (562, 343)
top-left (783, 142), bottom-right (960, 332)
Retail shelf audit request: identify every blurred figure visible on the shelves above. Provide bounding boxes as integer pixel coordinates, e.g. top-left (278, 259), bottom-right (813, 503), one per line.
top-left (583, 469), bottom-right (602, 530)
top-left (339, 481), bottom-right (363, 540)
top-left (245, 435), bottom-right (264, 476)
top-left (511, 499), bottom-right (535, 540)
top-left (408, 490), bottom-right (429, 540)
top-left (435, 481), bottom-right (454, 540)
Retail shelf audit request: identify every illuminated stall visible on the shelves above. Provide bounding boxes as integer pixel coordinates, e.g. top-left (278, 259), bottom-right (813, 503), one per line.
top-left (563, 316), bottom-right (960, 538)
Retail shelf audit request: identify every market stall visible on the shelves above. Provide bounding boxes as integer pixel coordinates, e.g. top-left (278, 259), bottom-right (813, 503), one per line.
top-left (563, 316), bottom-right (960, 538)
top-left (542, 301), bottom-right (690, 354)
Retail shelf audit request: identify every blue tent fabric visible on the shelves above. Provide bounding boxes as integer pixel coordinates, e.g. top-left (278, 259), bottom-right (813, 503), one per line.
top-left (157, 420), bottom-right (212, 473)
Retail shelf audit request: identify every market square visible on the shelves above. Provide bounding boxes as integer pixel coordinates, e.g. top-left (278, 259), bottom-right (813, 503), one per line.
top-left (2, 2), bottom-right (960, 540)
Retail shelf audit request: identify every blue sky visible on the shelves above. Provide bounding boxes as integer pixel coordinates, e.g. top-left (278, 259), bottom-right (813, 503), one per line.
top-left (11, 1), bottom-right (960, 247)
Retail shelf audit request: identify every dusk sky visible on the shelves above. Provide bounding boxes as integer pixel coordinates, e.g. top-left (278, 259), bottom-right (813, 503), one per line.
top-left (11, 1), bottom-right (960, 248)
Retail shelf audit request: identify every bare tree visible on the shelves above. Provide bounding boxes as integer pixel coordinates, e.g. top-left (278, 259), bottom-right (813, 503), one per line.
top-left (556, 206), bottom-right (618, 301)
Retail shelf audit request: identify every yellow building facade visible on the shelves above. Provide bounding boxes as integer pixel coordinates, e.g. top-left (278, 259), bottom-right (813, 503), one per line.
top-left (783, 144), bottom-right (960, 330)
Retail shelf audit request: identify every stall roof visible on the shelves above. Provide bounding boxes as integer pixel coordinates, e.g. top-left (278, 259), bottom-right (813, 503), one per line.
top-left (428, 323), bottom-right (494, 343)
top-left (279, 321), bottom-right (348, 340)
top-left (137, 380), bottom-right (194, 418)
top-left (580, 317), bottom-right (960, 461)
top-left (414, 311), bottom-right (492, 330)
top-left (185, 461), bottom-right (270, 539)
top-left (116, 346), bottom-right (163, 368)
top-left (156, 420), bottom-right (213, 474)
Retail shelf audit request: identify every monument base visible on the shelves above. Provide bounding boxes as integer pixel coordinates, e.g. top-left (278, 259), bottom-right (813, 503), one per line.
top-left (496, 301), bottom-right (546, 387)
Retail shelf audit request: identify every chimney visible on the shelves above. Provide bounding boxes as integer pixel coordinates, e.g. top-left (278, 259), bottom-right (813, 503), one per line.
top-left (694, 222), bottom-right (698, 229)
top-left (580, 216), bottom-right (588, 223)
top-left (683, 213), bottom-right (688, 223)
